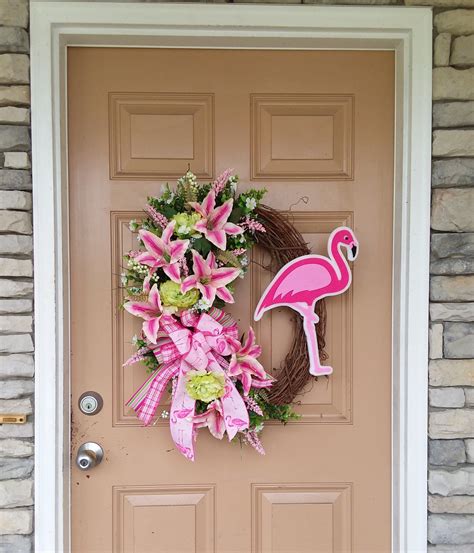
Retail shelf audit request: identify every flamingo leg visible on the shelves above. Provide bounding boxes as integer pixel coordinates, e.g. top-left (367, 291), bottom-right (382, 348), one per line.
top-left (299, 304), bottom-right (333, 376)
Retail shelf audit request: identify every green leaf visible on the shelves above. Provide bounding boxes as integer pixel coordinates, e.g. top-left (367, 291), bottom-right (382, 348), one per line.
top-left (193, 237), bottom-right (213, 256)
top-left (229, 206), bottom-right (243, 224)
top-left (161, 206), bottom-right (177, 219)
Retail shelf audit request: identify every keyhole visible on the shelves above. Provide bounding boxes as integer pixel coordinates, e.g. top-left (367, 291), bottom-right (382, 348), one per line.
top-left (80, 459), bottom-right (88, 468)
top-left (78, 393), bottom-right (102, 415)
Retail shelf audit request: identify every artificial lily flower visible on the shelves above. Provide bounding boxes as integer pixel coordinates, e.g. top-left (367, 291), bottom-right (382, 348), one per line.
top-left (181, 251), bottom-right (240, 305)
top-left (123, 284), bottom-right (163, 344)
top-left (193, 400), bottom-right (225, 440)
top-left (228, 327), bottom-right (270, 395)
top-left (134, 220), bottom-right (189, 283)
top-left (189, 190), bottom-right (242, 250)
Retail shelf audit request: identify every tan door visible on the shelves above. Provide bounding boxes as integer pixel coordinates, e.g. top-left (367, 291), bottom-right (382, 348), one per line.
top-left (69, 48), bottom-right (394, 553)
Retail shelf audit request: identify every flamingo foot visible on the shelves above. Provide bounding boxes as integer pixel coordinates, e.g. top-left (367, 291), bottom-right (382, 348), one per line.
top-left (309, 364), bottom-right (333, 377)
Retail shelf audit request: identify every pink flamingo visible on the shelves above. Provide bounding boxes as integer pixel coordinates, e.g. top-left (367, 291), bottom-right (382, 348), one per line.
top-left (254, 227), bottom-right (358, 376)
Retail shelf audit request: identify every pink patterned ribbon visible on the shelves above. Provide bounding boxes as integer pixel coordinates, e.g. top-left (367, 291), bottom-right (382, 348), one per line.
top-left (126, 308), bottom-right (249, 460)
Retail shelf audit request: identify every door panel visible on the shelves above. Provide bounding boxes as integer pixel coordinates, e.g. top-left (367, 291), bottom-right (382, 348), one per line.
top-left (69, 48), bottom-right (394, 553)
top-left (250, 93), bottom-right (353, 179)
top-left (109, 92), bottom-right (214, 180)
top-left (251, 211), bottom-right (354, 424)
top-left (252, 483), bottom-right (352, 553)
top-left (113, 485), bottom-right (215, 553)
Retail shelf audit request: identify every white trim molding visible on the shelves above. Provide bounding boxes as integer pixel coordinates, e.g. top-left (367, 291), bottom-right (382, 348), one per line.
top-left (30, 2), bottom-right (432, 552)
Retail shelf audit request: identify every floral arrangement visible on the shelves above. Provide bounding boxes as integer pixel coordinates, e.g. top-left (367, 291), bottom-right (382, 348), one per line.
top-left (122, 170), bottom-right (297, 460)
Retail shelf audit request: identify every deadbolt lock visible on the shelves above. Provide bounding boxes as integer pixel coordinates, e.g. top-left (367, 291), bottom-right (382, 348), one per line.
top-left (78, 391), bottom-right (103, 416)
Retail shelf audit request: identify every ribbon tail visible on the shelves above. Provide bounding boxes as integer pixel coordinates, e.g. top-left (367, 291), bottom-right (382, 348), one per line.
top-left (127, 364), bottom-right (178, 426)
top-left (222, 379), bottom-right (250, 441)
top-left (250, 378), bottom-right (274, 389)
top-left (206, 356), bottom-right (249, 441)
top-left (170, 363), bottom-right (196, 461)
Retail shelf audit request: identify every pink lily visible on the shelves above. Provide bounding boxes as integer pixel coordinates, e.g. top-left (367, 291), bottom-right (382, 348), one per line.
top-left (189, 190), bottom-right (242, 250)
top-left (135, 220), bottom-right (189, 283)
top-left (228, 327), bottom-right (269, 395)
top-left (181, 250), bottom-right (240, 305)
top-left (193, 400), bottom-right (225, 439)
top-left (124, 284), bottom-right (163, 344)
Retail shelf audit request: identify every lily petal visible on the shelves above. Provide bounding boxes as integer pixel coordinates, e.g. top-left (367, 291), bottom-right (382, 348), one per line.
top-left (181, 275), bottom-right (198, 294)
top-left (163, 263), bottom-right (181, 283)
top-left (197, 282), bottom-right (216, 305)
top-left (124, 301), bottom-right (156, 320)
top-left (187, 202), bottom-right (207, 218)
top-left (210, 198), bottom-right (233, 228)
top-left (169, 239), bottom-right (189, 261)
top-left (161, 220), bottom-right (176, 244)
top-left (215, 286), bottom-right (234, 303)
top-left (247, 344), bottom-right (262, 358)
top-left (134, 252), bottom-right (160, 267)
top-left (192, 250), bottom-right (210, 279)
top-left (227, 357), bottom-right (240, 377)
top-left (206, 251), bottom-right (217, 270)
top-left (241, 372), bottom-right (252, 395)
top-left (241, 327), bottom-right (255, 355)
top-left (193, 219), bottom-right (208, 234)
top-left (148, 284), bottom-right (162, 311)
top-left (208, 409), bottom-right (226, 440)
top-left (143, 274), bottom-right (152, 293)
top-left (201, 190), bottom-right (216, 216)
top-left (139, 229), bottom-right (165, 259)
top-left (227, 336), bottom-right (241, 353)
top-left (142, 317), bottom-right (161, 344)
top-left (205, 229), bottom-right (227, 250)
top-left (193, 402), bottom-right (225, 440)
top-left (224, 222), bottom-right (244, 236)
top-left (241, 357), bottom-right (266, 379)
top-left (210, 267), bottom-right (240, 288)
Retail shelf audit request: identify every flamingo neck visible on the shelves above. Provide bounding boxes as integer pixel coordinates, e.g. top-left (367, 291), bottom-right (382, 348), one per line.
top-left (329, 240), bottom-right (350, 288)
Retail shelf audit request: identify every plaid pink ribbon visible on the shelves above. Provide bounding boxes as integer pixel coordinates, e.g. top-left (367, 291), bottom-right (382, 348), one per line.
top-left (126, 308), bottom-right (248, 461)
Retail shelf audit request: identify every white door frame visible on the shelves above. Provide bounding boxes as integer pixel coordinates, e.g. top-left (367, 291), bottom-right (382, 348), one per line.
top-left (30, 2), bottom-right (432, 551)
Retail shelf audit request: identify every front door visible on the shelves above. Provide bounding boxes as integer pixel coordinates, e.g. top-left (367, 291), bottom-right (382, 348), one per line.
top-left (68, 47), bottom-right (394, 552)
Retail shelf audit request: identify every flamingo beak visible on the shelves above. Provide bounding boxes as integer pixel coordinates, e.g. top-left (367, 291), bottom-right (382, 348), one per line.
top-left (348, 243), bottom-right (358, 261)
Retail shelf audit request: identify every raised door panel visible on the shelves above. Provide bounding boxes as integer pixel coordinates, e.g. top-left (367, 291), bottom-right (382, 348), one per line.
top-left (113, 485), bottom-right (215, 553)
top-left (111, 211), bottom-right (172, 426)
top-left (109, 92), bottom-right (214, 180)
top-left (252, 483), bottom-right (352, 553)
top-left (251, 94), bottom-right (354, 180)
top-left (113, 210), bottom-right (354, 425)
top-left (250, 212), bottom-right (353, 423)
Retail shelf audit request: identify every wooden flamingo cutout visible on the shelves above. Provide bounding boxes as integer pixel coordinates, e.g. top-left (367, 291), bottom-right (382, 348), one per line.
top-left (254, 227), bottom-right (358, 376)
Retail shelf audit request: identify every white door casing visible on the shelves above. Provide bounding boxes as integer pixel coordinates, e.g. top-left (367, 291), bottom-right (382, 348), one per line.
top-left (30, 2), bottom-right (432, 552)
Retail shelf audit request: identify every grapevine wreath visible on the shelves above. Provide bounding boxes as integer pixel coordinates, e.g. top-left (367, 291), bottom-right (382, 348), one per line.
top-left (122, 170), bottom-right (327, 460)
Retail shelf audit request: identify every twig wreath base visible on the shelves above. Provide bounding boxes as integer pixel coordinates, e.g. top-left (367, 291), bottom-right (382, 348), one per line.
top-left (122, 170), bottom-right (329, 459)
top-left (255, 204), bottom-right (328, 405)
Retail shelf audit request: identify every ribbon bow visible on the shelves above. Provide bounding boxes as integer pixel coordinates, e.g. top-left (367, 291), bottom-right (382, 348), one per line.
top-left (126, 308), bottom-right (249, 461)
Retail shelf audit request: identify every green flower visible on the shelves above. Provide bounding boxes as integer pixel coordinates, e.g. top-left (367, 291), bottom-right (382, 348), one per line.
top-left (172, 212), bottom-right (201, 237)
top-left (185, 370), bottom-right (226, 403)
top-left (159, 280), bottom-right (199, 308)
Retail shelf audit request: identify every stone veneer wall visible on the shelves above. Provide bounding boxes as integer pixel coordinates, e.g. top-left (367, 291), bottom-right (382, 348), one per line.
top-left (0, 1), bottom-right (472, 552)
top-left (427, 6), bottom-right (474, 550)
top-left (0, 1), bottom-right (33, 552)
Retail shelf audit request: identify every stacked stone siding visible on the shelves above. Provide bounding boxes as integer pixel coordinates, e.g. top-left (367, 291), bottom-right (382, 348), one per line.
top-left (0, 0), bottom-right (472, 551)
top-left (0, 1), bottom-right (33, 552)
top-left (428, 5), bottom-right (474, 549)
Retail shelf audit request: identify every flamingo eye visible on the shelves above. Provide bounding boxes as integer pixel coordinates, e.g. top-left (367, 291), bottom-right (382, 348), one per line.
top-left (344, 235), bottom-right (349, 241)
